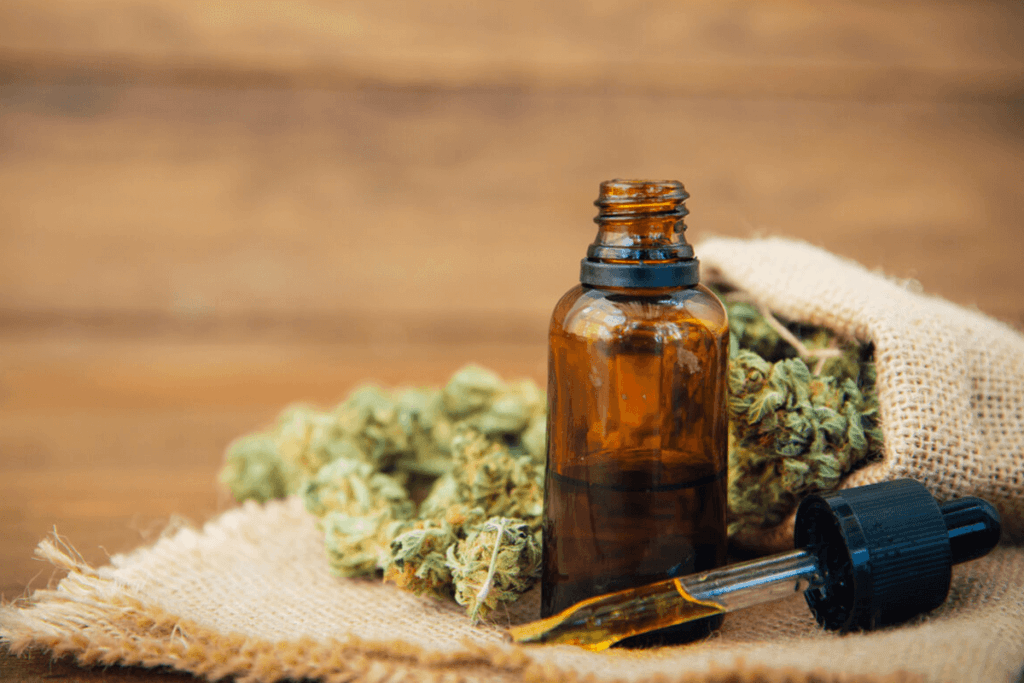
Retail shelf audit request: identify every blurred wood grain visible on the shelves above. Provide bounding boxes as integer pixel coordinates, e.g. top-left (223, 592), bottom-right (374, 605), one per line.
top-left (2, 86), bottom-right (1022, 330)
top-left (2, 1), bottom-right (1023, 680)
top-left (3, 0), bottom-right (1023, 99)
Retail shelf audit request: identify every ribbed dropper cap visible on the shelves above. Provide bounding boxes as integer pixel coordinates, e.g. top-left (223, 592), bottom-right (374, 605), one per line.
top-left (794, 478), bottom-right (1001, 632)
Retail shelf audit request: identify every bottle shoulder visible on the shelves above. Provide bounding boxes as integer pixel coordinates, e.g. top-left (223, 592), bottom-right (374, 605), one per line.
top-left (550, 283), bottom-right (728, 341)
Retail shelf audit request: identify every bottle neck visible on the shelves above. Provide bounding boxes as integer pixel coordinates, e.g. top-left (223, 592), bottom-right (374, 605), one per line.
top-left (588, 214), bottom-right (695, 264)
top-left (580, 179), bottom-right (699, 288)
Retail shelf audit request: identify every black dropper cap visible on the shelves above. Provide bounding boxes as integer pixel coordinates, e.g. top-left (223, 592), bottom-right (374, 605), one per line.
top-left (794, 478), bottom-right (1001, 632)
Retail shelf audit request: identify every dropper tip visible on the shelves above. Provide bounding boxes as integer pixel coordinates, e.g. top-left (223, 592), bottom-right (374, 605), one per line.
top-left (941, 496), bottom-right (1001, 564)
top-left (507, 612), bottom-right (613, 652)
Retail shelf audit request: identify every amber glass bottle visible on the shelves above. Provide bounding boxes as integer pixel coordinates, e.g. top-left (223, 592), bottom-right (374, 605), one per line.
top-left (541, 179), bottom-right (729, 644)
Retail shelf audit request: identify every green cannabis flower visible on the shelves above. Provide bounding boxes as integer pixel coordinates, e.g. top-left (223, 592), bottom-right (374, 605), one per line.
top-left (721, 295), bottom-right (883, 536)
top-left (376, 426), bottom-right (546, 615)
top-left (303, 458), bottom-right (413, 519)
top-left (383, 521), bottom-right (456, 597)
top-left (304, 458), bottom-right (416, 576)
top-left (446, 517), bottom-right (542, 622)
top-left (447, 428), bottom-right (544, 523)
top-left (219, 434), bottom-right (287, 503)
top-left (275, 406), bottom-right (353, 491)
top-left (322, 511), bottom-right (411, 577)
top-left (727, 301), bottom-right (792, 360)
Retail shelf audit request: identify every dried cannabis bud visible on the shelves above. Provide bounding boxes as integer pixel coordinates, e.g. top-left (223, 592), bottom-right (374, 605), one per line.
top-left (446, 517), bottom-right (541, 622)
top-left (321, 512), bottom-right (412, 577)
top-left (304, 458), bottom-right (415, 575)
top-left (727, 300), bottom-right (792, 361)
top-left (303, 458), bottom-right (413, 519)
top-left (446, 428), bottom-right (544, 522)
top-left (383, 521), bottom-right (456, 597)
top-left (219, 434), bottom-right (288, 503)
top-left (721, 297), bottom-right (883, 536)
top-left (275, 406), bottom-right (363, 492)
top-left (380, 427), bottom-right (544, 616)
top-left (219, 303), bottom-right (882, 618)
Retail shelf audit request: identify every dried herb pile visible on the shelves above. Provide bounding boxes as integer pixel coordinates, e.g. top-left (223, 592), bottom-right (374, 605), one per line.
top-left (722, 292), bottom-right (883, 535)
top-left (221, 368), bottom-right (547, 620)
top-left (220, 292), bottom-right (882, 619)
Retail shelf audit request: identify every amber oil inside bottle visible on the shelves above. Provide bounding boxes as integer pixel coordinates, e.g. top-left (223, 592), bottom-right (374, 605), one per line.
top-left (542, 179), bottom-right (729, 646)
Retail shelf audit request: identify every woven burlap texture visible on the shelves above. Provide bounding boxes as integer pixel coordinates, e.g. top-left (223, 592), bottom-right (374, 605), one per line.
top-left (3, 237), bottom-right (1024, 683)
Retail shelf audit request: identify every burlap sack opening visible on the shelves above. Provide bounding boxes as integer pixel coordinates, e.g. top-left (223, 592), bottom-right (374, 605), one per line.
top-left (3, 237), bottom-right (1024, 683)
top-left (701, 238), bottom-right (1024, 552)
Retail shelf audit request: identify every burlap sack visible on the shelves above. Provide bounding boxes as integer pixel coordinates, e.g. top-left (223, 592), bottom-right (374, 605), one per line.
top-left (3, 238), bottom-right (1024, 683)
top-left (699, 238), bottom-right (1024, 551)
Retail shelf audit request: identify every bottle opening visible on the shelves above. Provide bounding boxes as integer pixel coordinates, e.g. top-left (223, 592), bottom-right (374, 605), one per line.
top-left (595, 180), bottom-right (690, 218)
top-left (581, 178), bottom-right (699, 288)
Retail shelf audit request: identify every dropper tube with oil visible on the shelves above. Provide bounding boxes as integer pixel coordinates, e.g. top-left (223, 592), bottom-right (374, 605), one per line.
top-left (517, 479), bottom-right (1003, 652)
top-left (543, 179), bottom-right (730, 645)
top-left (517, 549), bottom-right (819, 651)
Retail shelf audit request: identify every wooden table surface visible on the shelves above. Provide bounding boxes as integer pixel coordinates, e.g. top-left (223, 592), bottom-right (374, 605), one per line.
top-left (2, 1), bottom-right (1023, 680)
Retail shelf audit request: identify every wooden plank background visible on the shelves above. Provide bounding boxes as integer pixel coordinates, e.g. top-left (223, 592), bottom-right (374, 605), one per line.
top-left (1, 2), bottom-right (1023, 680)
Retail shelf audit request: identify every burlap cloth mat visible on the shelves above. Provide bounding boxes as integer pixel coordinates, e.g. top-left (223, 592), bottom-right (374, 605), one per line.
top-left (3, 237), bottom-right (1024, 683)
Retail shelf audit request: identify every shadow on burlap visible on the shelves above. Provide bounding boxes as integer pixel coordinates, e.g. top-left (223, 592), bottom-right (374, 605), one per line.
top-left (3, 238), bottom-right (1024, 683)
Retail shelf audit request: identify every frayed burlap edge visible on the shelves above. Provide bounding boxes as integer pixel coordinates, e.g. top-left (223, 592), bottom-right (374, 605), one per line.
top-left (1, 538), bottom-right (920, 683)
